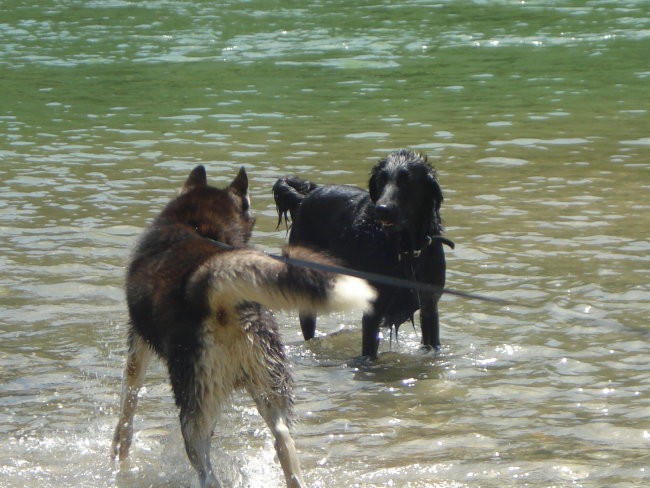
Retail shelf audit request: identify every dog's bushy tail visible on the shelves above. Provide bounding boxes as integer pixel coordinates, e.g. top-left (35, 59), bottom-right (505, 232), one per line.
top-left (195, 246), bottom-right (376, 315)
top-left (272, 176), bottom-right (318, 229)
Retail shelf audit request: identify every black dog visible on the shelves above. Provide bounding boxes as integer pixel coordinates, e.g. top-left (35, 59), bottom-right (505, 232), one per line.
top-left (273, 149), bottom-right (454, 359)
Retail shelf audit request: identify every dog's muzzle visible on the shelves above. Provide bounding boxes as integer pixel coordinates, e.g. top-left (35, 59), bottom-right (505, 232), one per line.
top-left (375, 204), bottom-right (398, 229)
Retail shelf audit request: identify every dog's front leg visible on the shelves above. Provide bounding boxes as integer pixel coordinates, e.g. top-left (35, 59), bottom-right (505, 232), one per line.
top-left (252, 394), bottom-right (304, 488)
top-left (361, 311), bottom-right (382, 359)
top-left (419, 295), bottom-right (441, 349)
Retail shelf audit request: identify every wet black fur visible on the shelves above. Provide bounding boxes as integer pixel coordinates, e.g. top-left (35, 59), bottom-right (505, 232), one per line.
top-left (273, 149), bottom-right (453, 358)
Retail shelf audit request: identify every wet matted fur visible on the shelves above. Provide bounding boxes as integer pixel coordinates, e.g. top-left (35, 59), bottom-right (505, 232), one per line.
top-left (111, 166), bottom-right (375, 488)
top-left (273, 149), bottom-right (453, 359)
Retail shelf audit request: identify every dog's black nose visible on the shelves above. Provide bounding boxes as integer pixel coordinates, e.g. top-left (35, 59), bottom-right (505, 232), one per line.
top-left (375, 204), bottom-right (397, 224)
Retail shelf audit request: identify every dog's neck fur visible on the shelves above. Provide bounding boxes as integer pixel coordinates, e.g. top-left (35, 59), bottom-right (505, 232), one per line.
top-left (388, 216), bottom-right (433, 260)
top-left (398, 229), bottom-right (431, 260)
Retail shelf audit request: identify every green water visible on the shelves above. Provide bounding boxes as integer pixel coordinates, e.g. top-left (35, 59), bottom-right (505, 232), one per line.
top-left (1, 1), bottom-right (649, 487)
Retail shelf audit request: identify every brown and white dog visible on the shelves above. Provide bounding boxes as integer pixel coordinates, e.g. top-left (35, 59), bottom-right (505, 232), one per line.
top-left (111, 165), bottom-right (375, 488)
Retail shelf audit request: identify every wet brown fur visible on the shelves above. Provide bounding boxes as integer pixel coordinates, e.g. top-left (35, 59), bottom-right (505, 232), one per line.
top-left (111, 165), bottom-right (375, 488)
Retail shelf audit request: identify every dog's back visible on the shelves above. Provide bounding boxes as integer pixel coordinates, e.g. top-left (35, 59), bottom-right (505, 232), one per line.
top-left (274, 178), bottom-right (377, 260)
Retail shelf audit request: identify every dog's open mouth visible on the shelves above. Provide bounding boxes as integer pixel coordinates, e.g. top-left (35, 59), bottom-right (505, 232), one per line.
top-left (379, 219), bottom-right (396, 229)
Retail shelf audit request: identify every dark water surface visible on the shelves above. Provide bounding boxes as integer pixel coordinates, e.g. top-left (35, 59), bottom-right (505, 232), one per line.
top-left (1, 1), bottom-right (649, 487)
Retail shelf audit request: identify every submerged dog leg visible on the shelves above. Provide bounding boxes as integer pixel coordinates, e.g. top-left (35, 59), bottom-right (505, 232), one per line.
top-left (252, 394), bottom-right (304, 488)
top-left (180, 409), bottom-right (221, 488)
top-left (111, 334), bottom-right (152, 460)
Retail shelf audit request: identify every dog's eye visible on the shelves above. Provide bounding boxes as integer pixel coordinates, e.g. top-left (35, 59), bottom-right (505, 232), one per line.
top-left (397, 170), bottom-right (409, 186)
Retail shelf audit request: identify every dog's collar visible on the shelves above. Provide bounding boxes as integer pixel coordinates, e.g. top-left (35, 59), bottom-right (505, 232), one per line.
top-left (399, 235), bottom-right (433, 261)
top-left (398, 235), bottom-right (455, 261)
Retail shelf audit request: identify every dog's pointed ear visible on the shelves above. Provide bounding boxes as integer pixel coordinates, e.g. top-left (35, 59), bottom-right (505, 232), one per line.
top-left (229, 166), bottom-right (248, 196)
top-left (180, 165), bottom-right (208, 195)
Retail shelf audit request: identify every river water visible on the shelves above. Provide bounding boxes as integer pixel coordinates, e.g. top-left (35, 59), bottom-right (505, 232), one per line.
top-left (1, 1), bottom-right (649, 487)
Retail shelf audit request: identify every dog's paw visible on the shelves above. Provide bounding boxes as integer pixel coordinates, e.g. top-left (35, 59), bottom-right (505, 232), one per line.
top-left (290, 474), bottom-right (304, 488)
top-left (348, 354), bottom-right (377, 367)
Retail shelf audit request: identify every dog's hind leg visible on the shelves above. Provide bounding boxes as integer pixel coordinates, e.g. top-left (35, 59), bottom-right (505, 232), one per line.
top-left (171, 343), bottom-right (222, 488)
top-left (179, 408), bottom-right (221, 488)
top-left (299, 312), bottom-right (317, 341)
top-left (251, 393), bottom-right (304, 488)
top-left (112, 333), bottom-right (152, 460)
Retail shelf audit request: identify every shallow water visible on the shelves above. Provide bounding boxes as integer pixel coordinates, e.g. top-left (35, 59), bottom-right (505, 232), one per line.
top-left (1, 1), bottom-right (649, 487)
